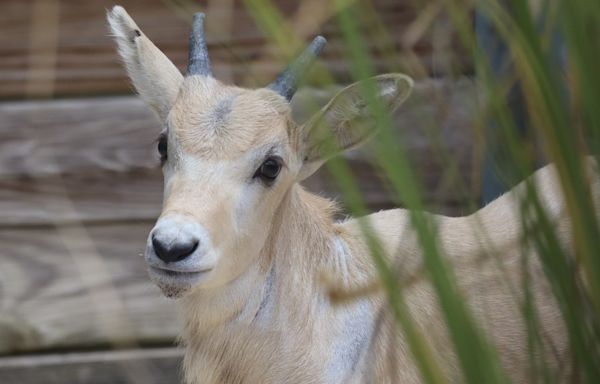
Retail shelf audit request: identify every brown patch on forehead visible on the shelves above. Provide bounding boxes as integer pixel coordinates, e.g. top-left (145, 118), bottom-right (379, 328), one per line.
top-left (169, 78), bottom-right (292, 159)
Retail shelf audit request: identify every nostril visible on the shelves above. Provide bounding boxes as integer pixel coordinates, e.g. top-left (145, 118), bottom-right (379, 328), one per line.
top-left (152, 235), bottom-right (199, 263)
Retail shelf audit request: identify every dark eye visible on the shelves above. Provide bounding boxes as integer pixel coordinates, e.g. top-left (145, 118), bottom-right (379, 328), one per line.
top-left (254, 156), bottom-right (282, 184)
top-left (157, 135), bottom-right (167, 164)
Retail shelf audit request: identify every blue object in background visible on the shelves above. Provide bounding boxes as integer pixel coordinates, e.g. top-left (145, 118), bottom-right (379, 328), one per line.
top-left (476, 2), bottom-right (567, 206)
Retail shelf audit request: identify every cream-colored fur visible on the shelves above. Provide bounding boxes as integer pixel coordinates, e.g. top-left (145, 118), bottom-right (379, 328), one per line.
top-left (107, 6), bottom-right (183, 120)
top-left (108, 6), bottom-right (595, 383)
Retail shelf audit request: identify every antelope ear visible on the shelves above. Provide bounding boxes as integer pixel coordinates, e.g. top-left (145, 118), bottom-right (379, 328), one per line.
top-left (107, 6), bottom-right (183, 121)
top-left (297, 74), bottom-right (413, 180)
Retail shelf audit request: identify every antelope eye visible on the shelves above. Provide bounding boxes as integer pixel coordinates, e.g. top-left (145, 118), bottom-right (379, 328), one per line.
top-left (255, 156), bottom-right (282, 184)
top-left (157, 135), bottom-right (168, 163)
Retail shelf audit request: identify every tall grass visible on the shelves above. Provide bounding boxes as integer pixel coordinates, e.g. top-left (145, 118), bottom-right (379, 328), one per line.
top-left (245, 0), bottom-right (600, 382)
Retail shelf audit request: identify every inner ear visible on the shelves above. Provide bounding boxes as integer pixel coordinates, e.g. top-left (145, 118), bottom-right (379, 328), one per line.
top-left (297, 74), bottom-right (413, 181)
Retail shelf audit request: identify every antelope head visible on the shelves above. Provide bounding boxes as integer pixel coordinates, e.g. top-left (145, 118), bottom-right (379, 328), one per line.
top-left (108, 6), bottom-right (413, 298)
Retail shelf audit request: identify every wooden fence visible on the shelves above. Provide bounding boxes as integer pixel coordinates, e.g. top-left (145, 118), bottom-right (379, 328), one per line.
top-left (2, 0), bottom-right (471, 100)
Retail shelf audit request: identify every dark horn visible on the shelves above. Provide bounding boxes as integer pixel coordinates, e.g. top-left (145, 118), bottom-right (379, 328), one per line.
top-left (187, 12), bottom-right (211, 76)
top-left (267, 36), bottom-right (327, 101)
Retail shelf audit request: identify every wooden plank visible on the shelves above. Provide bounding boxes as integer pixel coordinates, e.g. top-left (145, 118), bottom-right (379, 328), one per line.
top-left (0, 223), bottom-right (180, 355)
top-left (0, 347), bottom-right (182, 384)
top-left (0, 170), bottom-right (162, 226)
top-left (1, 0), bottom-right (471, 99)
top-left (0, 78), bottom-right (479, 226)
top-left (0, 158), bottom-right (470, 228)
top-left (0, 79), bottom-right (476, 177)
top-left (0, 96), bottom-right (159, 177)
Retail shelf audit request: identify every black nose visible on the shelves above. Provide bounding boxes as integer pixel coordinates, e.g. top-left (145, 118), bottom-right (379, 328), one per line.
top-left (152, 235), bottom-right (199, 263)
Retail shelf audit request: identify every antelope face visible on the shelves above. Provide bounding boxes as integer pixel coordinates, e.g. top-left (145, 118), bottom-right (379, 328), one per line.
top-left (147, 79), bottom-right (302, 296)
top-left (108, 6), bottom-right (413, 297)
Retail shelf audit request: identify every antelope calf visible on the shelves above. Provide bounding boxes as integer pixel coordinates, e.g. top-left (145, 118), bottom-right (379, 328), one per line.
top-left (108, 6), bottom-right (595, 383)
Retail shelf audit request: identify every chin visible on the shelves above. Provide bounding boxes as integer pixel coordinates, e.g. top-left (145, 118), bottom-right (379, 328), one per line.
top-left (148, 266), bottom-right (213, 298)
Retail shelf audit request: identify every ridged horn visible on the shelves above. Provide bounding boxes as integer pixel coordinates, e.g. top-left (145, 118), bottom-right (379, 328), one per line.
top-left (267, 36), bottom-right (327, 101)
top-left (187, 12), bottom-right (211, 76)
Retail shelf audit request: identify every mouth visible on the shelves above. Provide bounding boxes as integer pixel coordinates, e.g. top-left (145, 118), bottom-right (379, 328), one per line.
top-left (147, 266), bottom-right (213, 297)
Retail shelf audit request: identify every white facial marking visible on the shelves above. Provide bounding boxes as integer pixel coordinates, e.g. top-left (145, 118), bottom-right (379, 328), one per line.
top-left (145, 215), bottom-right (217, 297)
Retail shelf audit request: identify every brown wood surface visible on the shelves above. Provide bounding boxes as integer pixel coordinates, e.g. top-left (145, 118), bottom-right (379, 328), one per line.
top-left (0, 347), bottom-right (182, 384)
top-left (1, 0), bottom-right (471, 99)
top-left (0, 96), bottom-right (159, 177)
top-left (0, 170), bottom-right (162, 227)
top-left (0, 222), bottom-right (179, 355)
